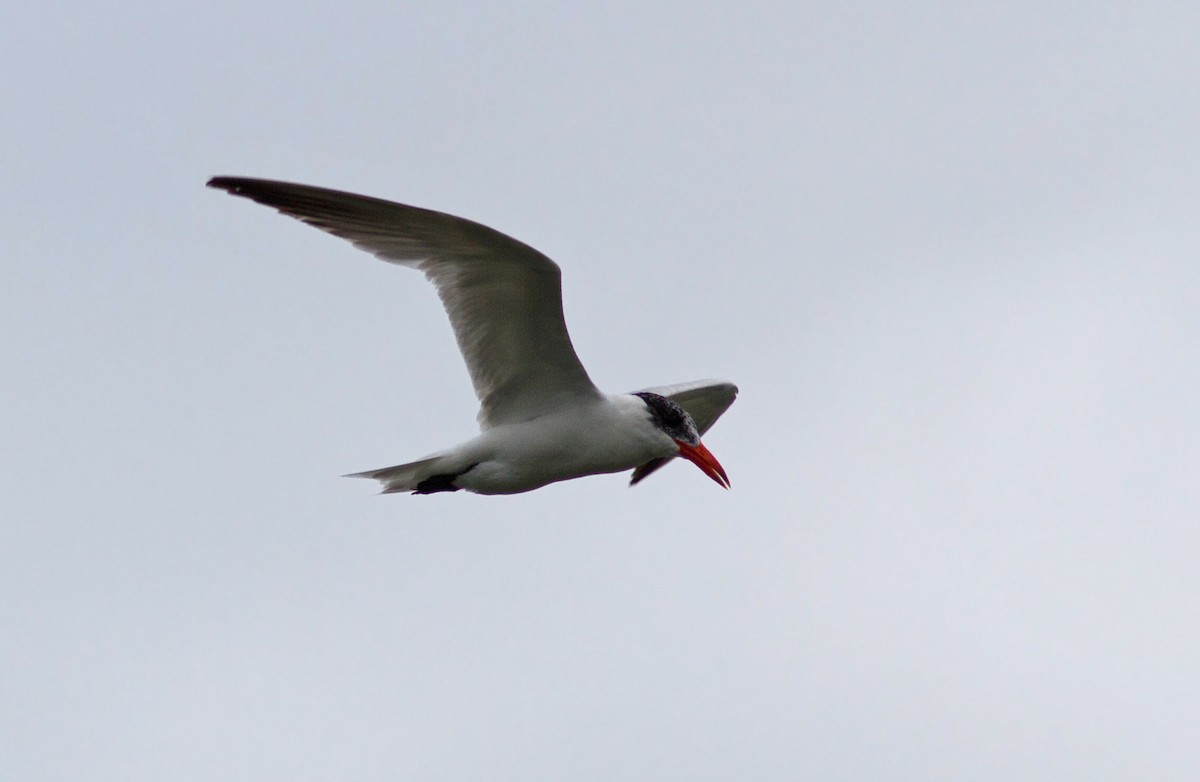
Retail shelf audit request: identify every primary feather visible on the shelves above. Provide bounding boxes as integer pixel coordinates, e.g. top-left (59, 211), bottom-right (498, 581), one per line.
top-left (208, 177), bottom-right (600, 428)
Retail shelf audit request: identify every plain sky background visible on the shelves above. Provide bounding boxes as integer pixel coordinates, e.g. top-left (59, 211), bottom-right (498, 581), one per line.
top-left (3, 2), bottom-right (1199, 779)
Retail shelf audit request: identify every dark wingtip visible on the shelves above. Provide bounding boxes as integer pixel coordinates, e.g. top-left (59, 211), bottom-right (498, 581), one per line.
top-left (629, 457), bottom-right (670, 487)
top-left (207, 176), bottom-right (259, 194)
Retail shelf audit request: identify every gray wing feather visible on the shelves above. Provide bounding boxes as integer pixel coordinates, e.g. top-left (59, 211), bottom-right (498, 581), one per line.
top-left (208, 177), bottom-right (600, 428)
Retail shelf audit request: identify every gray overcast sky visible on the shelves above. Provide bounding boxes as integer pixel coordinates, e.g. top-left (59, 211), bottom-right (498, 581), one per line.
top-left (3, 2), bottom-right (1199, 779)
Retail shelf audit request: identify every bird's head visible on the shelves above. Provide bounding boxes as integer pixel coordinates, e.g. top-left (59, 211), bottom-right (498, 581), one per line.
top-left (634, 392), bottom-right (730, 489)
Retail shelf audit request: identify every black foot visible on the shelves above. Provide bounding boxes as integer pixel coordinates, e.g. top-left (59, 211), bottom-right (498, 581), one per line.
top-left (413, 464), bottom-right (477, 495)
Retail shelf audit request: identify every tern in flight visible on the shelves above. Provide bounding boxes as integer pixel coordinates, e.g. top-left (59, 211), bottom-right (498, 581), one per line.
top-left (208, 177), bottom-right (737, 495)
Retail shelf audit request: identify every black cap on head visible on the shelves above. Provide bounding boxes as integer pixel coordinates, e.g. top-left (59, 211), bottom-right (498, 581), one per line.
top-left (633, 392), bottom-right (700, 446)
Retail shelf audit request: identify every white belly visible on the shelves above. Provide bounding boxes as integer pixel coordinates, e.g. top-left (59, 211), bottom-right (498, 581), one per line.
top-left (453, 396), bottom-right (674, 494)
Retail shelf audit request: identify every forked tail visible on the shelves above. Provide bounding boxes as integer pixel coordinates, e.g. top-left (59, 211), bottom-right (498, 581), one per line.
top-left (344, 455), bottom-right (448, 494)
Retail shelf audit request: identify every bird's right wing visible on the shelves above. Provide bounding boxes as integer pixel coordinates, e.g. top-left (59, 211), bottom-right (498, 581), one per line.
top-left (208, 177), bottom-right (601, 429)
top-left (629, 379), bottom-right (738, 485)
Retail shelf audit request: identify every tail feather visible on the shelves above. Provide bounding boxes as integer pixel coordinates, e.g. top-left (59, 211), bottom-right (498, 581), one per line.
top-left (344, 455), bottom-right (445, 494)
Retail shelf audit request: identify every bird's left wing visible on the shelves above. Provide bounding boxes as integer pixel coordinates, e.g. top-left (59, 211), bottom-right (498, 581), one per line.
top-left (629, 379), bottom-right (738, 485)
top-left (208, 177), bottom-right (601, 428)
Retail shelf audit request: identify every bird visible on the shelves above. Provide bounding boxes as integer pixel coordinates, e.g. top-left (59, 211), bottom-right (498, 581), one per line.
top-left (208, 177), bottom-right (737, 495)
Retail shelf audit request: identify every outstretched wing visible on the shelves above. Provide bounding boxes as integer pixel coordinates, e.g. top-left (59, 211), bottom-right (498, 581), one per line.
top-left (209, 177), bottom-right (601, 428)
top-left (629, 379), bottom-right (738, 485)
